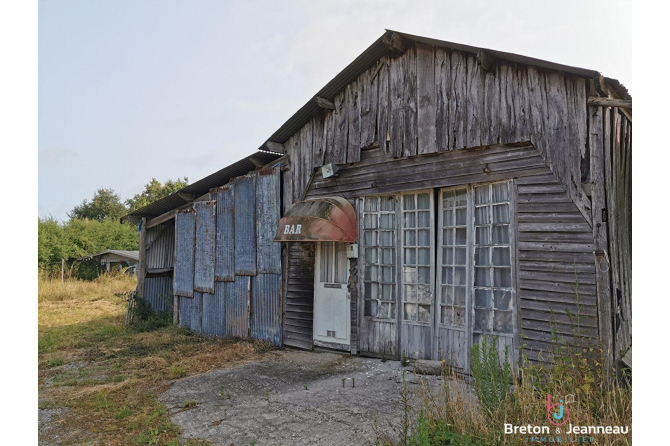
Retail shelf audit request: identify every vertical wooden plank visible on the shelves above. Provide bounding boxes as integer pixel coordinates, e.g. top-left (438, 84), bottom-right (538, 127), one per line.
top-left (589, 105), bottom-right (613, 373)
top-left (513, 65), bottom-right (530, 142)
top-left (465, 54), bottom-right (483, 148)
top-left (527, 66), bottom-right (548, 157)
top-left (234, 174), bottom-right (257, 276)
top-left (256, 167), bottom-right (281, 274)
top-left (347, 78), bottom-right (361, 163)
top-left (323, 109), bottom-right (336, 165)
top-left (361, 65), bottom-right (378, 148)
top-left (388, 54), bottom-right (405, 158)
top-left (282, 166), bottom-right (294, 216)
top-left (499, 64), bottom-right (516, 144)
top-left (450, 51), bottom-right (466, 149)
top-left (403, 45), bottom-right (417, 157)
top-left (174, 210), bottom-right (195, 297)
top-left (416, 43), bottom-right (436, 155)
top-left (435, 47), bottom-right (451, 152)
top-left (482, 65), bottom-right (500, 146)
top-left (215, 186), bottom-right (235, 281)
top-left (333, 90), bottom-right (348, 165)
top-left (300, 120), bottom-right (313, 199)
top-left (312, 114), bottom-right (326, 169)
top-left (194, 200), bottom-right (216, 294)
top-left (376, 56), bottom-right (390, 155)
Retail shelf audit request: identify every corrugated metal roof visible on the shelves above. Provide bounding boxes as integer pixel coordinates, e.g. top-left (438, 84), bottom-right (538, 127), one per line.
top-left (79, 250), bottom-right (139, 262)
top-left (124, 150), bottom-right (281, 220)
top-left (260, 29), bottom-right (628, 151)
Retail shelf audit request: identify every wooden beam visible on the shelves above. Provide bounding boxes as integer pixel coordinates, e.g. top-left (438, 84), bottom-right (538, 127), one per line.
top-left (177, 192), bottom-right (197, 201)
top-left (477, 49), bottom-right (499, 73)
top-left (382, 31), bottom-right (409, 56)
top-left (247, 156), bottom-right (265, 167)
top-left (263, 141), bottom-right (284, 153)
top-left (587, 97), bottom-right (632, 108)
top-left (314, 96), bottom-right (335, 110)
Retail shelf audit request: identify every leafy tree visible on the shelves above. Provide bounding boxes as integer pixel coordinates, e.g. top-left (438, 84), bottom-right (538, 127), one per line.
top-left (125, 177), bottom-right (188, 212)
top-left (68, 188), bottom-right (127, 222)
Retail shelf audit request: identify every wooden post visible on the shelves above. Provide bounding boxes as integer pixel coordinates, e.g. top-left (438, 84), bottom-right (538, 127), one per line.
top-left (137, 218), bottom-right (147, 300)
top-left (61, 259), bottom-right (64, 282)
top-left (588, 105), bottom-right (614, 375)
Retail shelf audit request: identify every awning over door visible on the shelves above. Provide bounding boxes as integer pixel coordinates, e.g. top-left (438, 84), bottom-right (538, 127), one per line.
top-left (274, 197), bottom-right (357, 242)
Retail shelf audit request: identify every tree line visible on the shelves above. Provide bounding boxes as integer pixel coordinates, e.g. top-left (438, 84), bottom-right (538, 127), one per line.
top-left (38, 178), bottom-right (188, 267)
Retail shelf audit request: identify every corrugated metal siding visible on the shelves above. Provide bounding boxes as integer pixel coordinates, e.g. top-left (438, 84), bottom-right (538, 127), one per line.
top-left (225, 276), bottom-right (250, 338)
top-left (144, 276), bottom-right (173, 312)
top-left (145, 222), bottom-right (175, 271)
top-left (256, 168), bottom-right (282, 274)
top-left (234, 175), bottom-right (257, 276)
top-left (215, 187), bottom-right (235, 281)
top-left (202, 288), bottom-right (224, 337)
top-left (174, 210), bottom-right (196, 297)
top-left (179, 294), bottom-right (203, 332)
top-left (194, 201), bottom-right (216, 294)
top-left (251, 274), bottom-right (282, 345)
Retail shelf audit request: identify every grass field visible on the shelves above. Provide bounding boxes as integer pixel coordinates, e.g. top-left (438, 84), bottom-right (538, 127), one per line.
top-left (38, 273), bottom-right (273, 445)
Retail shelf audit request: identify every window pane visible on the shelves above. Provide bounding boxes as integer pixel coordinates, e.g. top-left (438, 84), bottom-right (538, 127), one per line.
top-left (418, 211), bottom-right (431, 228)
top-left (380, 196), bottom-right (395, 212)
top-left (418, 267), bottom-right (430, 284)
top-left (455, 227), bottom-right (467, 245)
top-left (454, 266), bottom-right (466, 286)
top-left (474, 309), bottom-right (492, 332)
top-left (404, 212), bottom-right (416, 228)
top-left (475, 206), bottom-right (489, 225)
top-left (475, 186), bottom-right (490, 205)
top-left (493, 267), bottom-right (512, 288)
top-left (453, 307), bottom-right (465, 327)
top-left (404, 303), bottom-right (417, 321)
top-left (456, 208), bottom-right (467, 225)
top-left (474, 288), bottom-right (492, 308)
top-left (403, 194), bottom-right (416, 210)
top-left (418, 248), bottom-right (431, 265)
top-left (492, 247), bottom-right (511, 266)
top-left (494, 289), bottom-right (512, 310)
top-left (417, 285), bottom-right (432, 304)
top-left (454, 247), bottom-right (466, 265)
top-left (445, 209), bottom-right (454, 226)
top-left (380, 213), bottom-right (394, 229)
top-left (364, 214), bottom-right (378, 229)
top-left (492, 183), bottom-right (509, 203)
top-left (404, 230), bottom-right (416, 246)
top-left (474, 267), bottom-right (491, 286)
top-left (404, 248), bottom-right (416, 265)
top-left (364, 197), bottom-right (378, 212)
top-left (492, 225), bottom-right (510, 244)
top-left (417, 193), bottom-right (431, 209)
top-left (492, 204), bottom-right (509, 224)
top-left (494, 310), bottom-right (513, 333)
top-left (454, 286), bottom-right (466, 306)
top-left (475, 247), bottom-right (490, 266)
top-left (418, 229), bottom-right (431, 246)
top-left (441, 307), bottom-right (452, 324)
top-left (418, 305), bottom-right (431, 322)
top-left (476, 226), bottom-right (490, 244)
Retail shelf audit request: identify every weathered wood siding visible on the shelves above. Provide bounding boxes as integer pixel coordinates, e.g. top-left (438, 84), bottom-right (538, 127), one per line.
top-left (283, 44), bottom-right (591, 226)
top-left (303, 144), bottom-right (596, 364)
top-left (283, 243), bottom-right (315, 350)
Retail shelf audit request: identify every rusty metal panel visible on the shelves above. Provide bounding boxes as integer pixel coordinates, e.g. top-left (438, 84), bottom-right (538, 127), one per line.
top-left (194, 201), bottom-right (216, 294)
top-left (146, 222), bottom-right (175, 270)
top-left (174, 210), bottom-right (196, 297)
top-left (256, 168), bottom-right (281, 274)
top-left (202, 283), bottom-right (225, 337)
top-left (234, 174), bottom-right (257, 276)
top-left (225, 276), bottom-right (250, 338)
top-left (144, 276), bottom-right (173, 312)
top-left (251, 274), bottom-right (282, 345)
top-left (214, 186), bottom-right (235, 281)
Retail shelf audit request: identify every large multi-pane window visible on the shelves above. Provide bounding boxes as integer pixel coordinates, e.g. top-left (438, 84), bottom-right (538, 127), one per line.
top-left (402, 192), bottom-right (433, 323)
top-left (439, 188), bottom-right (468, 328)
top-left (360, 180), bottom-right (515, 339)
top-left (362, 196), bottom-right (396, 319)
top-left (473, 182), bottom-right (514, 335)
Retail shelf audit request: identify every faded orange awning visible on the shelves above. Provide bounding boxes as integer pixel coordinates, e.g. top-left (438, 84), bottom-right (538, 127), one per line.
top-left (274, 197), bottom-right (357, 242)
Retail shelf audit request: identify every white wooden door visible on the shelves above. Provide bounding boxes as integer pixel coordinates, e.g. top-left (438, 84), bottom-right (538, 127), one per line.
top-left (314, 242), bottom-right (350, 349)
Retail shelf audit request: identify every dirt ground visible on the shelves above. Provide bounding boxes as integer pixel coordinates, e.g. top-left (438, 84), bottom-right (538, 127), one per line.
top-left (159, 350), bottom-right (443, 446)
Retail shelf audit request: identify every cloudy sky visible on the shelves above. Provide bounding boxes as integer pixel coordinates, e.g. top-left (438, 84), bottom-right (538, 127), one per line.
top-left (38, 0), bottom-right (632, 220)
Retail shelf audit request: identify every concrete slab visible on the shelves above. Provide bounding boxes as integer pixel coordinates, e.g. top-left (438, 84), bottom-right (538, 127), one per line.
top-left (159, 350), bottom-right (441, 445)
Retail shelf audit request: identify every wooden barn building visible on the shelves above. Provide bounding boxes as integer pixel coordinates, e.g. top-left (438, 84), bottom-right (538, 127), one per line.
top-left (125, 30), bottom-right (632, 373)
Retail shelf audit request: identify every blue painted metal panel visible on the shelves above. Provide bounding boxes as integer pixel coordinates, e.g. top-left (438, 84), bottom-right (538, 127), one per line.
top-left (174, 210), bottom-right (195, 297)
top-left (256, 168), bottom-right (282, 275)
top-left (191, 292), bottom-right (203, 334)
top-left (225, 276), bottom-right (250, 338)
top-left (179, 295), bottom-right (192, 329)
top-left (215, 187), bottom-right (235, 281)
top-left (234, 174), bottom-right (257, 276)
top-left (202, 283), bottom-right (225, 337)
top-left (144, 276), bottom-right (173, 312)
top-left (251, 274), bottom-right (282, 345)
top-left (194, 201), bottom-right (216, 294)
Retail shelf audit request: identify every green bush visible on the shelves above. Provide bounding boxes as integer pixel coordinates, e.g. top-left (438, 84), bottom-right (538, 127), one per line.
top-left (469, 335), bottom-right (512, 416)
